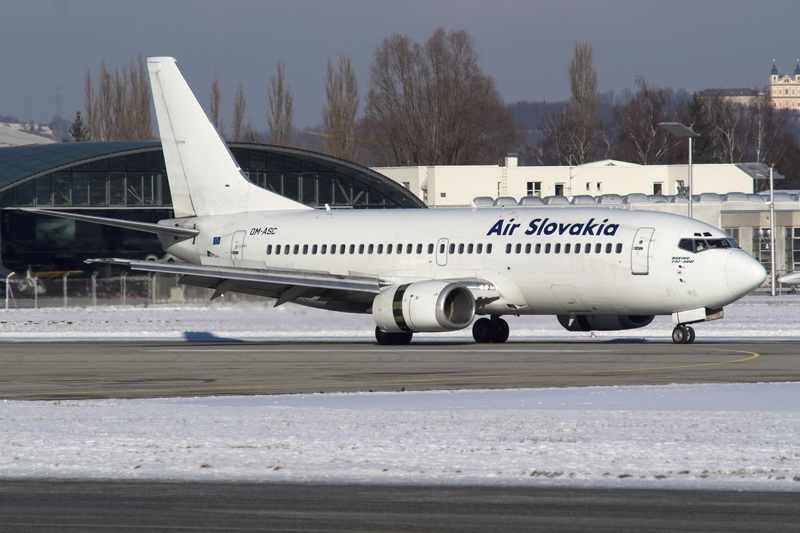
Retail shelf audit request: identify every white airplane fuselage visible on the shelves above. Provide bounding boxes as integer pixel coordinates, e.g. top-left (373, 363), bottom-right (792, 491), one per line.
top-left (160, 206), bottom-right (764, 318)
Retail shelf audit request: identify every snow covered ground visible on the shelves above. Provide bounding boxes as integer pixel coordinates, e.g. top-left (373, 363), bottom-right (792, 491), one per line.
top-left (1, 296), bottom-right (799, 491)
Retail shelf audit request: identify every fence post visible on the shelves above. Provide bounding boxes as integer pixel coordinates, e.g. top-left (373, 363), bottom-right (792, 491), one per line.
top-left (91, 271), bottom-right (98, 307)
top-left (62, 272), bottom-right (69, 308)
top-left (34, 274), bottom-right (39, 309)
top-left (5, 272), bottom-right (13, 310)
top-left (121, 271), bottom-right (127, 306)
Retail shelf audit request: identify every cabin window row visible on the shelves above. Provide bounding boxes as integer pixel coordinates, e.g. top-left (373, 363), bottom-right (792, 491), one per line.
top-left (265, 243), bottom-right (494, 256)
top-left (505, 242), bottom-right (623, 255)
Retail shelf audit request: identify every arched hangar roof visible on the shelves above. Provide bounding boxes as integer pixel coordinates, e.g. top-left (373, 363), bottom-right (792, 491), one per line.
top-left (0, 141), bottom-right (425, 209)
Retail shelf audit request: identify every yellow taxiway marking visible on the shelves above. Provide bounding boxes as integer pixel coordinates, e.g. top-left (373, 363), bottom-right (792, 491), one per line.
top-left (0, 349), bottom-right (760, 399)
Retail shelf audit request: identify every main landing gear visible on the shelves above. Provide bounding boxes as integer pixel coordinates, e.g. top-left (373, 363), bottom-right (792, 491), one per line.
top-left (375, 327), bottom-right (413, 346)
top-left (472, 316), bottom-right (509, 344)
top-left (671, 325), bottom-right (696, 344)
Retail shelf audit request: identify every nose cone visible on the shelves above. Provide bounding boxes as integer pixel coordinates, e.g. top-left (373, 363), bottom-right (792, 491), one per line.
top-left (726, 251), bottom-right (766, 298)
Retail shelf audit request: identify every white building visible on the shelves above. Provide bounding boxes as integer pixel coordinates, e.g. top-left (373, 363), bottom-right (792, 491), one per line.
top-left (374, 155), bottom-right (756, 208)
top-left (770, 62), bottom-right (800, 110)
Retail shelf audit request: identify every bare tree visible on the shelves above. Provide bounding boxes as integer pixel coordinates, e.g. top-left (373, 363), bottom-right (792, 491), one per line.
top-left (97, 61), bottom-right (113, 141)
top-left (322, 54), bottom-right (360, 160)
top-left (706, 96), bottom-right (751, 163)
top-left (83, 69), bottom-right (98, 140)
top-left (363, 28), bottom-right (518, 166)
top-left (83, 55), bottom-right (151, 141)
top-left (267, 61), bottom-right (294, 145)
top-left (611, 76), bottom-right (683, 164)
top-left (210, 69), bottom-right (224, 136)
top-left (231, 81), bottom-right (246, 142)
top-left (565, 40), bottom-right (599, 164)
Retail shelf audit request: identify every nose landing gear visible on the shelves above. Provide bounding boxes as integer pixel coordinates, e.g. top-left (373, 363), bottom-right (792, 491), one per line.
top-left (473, 316), bottom-right (509, 343)
top-left (671, 325), bottom-right (695, 344)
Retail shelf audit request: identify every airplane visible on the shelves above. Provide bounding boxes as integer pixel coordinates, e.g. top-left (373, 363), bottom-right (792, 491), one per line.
top-left (29, 56), bottom-right (768, 345)
top-left (779, 270), bottom-right (800, 294)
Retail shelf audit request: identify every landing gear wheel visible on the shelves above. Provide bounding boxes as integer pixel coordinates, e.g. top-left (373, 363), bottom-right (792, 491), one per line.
top-left (375, 327), bottom-right (413, 346)
top-left (686, 326), bottom-right (696, 344)
top-left (490, 318), bottom-right (510, 344)
top-left (671, 326), bottom-right (688, 344)
top-left (472, 318), bottom-right (493, 343)
top-left (792, 288), bottom-right (797, 295)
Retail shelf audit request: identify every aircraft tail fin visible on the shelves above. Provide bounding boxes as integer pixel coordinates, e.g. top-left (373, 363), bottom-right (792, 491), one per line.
top-left (146, 57), bottom-right (310, 217)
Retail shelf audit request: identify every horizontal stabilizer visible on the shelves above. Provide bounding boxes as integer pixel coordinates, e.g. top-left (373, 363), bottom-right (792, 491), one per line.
top-left (21, 209), bottom-right (199, 238)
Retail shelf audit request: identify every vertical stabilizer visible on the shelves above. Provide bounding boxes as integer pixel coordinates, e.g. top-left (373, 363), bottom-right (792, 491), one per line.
top-left (147, 57), bottom-right (310, 217)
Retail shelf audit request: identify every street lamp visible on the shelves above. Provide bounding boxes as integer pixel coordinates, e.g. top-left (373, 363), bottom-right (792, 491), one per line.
top-left (659, 122), bottom-right (700, 218)
top-left (736, 162), bottom-right (785, 297)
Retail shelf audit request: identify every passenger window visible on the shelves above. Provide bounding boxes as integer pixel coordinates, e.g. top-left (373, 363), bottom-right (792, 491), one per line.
top-left (397, 244), bottom-right (403, 254)
top-left (294, 245), bottom-right (300, 254)
top-left (476, 243), bottom-right (483, 254)
top-left (266, 245), bottom-right (272, 255)
top-left (417, 244), bottom-right (423, 254)
top-left (428, 243), bottom-right (434, 254)
top-left (506, 243), bottom-right (512, 254)
top-left (450, 243), bottom-right (456, 254)
top-left (525, 243), bottom-right (531, 254)
top-left (545, 243), bottom-right (551, 254)
top-left (312, 245), bottom-right (318, 254)
top-left (406, 244), bottom-right (413, 254)
top-left (595, 243), bottom-right (601, 253)
top-left (515, 243), bottom-right (521, 254)
top-left (285, 245), bottom-right (290, 255)
top-left (564, 243), bottom-right (571, 254)
top-left (377, 244), bottom-right (383, 254)
top-left (359, 244), bottom-right (365, 254)
top-left (275, 244), bottom-right (281, 254)
top-left (321, 244), bottom-right (327, 254)
top-left (368, 244), bottom-right (374, 254)
top-left (615, 243), bottom-right (622, 254)
top-left (467, 243), bottom-right (474, 254)
top-left (349, 244), bottom-right (355, 254)
top-left (440, 243), bottom-right (446, 253)
top-left (605, 243), bottom-right (612, 253)
top-left (339, 244), bottom-right (346, 254)
top-left (555, 243), bottom-right (561, 254)
top-left (487, 244), bottom-right (492, 254)
top-left (574, 243), bottom-right (580, 254)
top-left (303, 245), bottom-right (309, 255)
top-left (387, 244), bottom-right (393, 254)
top-left (458, 243), bottom-right (465, 254)
top-left (535, 243), bottom-right (541, 254)
top-left (584, 243), bottom-right (591, 254)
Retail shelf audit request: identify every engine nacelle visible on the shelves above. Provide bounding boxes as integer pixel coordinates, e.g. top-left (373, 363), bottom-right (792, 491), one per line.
top-left (373, 280), bottom-right (476, 333)
top-left (557, 314), bottom-right (655, 332)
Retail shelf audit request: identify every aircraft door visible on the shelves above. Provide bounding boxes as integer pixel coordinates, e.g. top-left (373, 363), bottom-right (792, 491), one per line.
top-left (436, 238), bottom-right (449, 266)
top-left (230, 230), bottom-right (247, 266)
top-left (631, 227), bottom-right (654, 275)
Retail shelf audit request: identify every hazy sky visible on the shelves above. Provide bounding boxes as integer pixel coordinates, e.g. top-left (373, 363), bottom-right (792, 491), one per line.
top-left (2, 0), bottom-right (799, 132)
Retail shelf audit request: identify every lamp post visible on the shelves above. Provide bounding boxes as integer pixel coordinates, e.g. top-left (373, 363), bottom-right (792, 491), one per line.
top-left (735, 162), bottom-right (785, 297)
top-left (659, 122), bottom-right (700, 218)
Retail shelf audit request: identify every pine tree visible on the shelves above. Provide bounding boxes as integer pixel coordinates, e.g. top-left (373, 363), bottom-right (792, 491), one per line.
top-left (688, 93), bottom-right (718, 163)
top-left (69, 111), bottom-right (88, 142)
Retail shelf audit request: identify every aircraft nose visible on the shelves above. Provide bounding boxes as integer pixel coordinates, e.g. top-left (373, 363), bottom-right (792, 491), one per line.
top-left (726, 251), bottom-right (766, 298)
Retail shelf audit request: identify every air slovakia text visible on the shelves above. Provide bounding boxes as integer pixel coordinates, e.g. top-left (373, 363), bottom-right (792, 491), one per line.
top-left (486, 218), bottom-right (620, 237)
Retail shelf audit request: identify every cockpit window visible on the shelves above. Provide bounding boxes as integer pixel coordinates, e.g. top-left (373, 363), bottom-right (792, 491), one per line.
top-left (678, 237), bottom-right (735, 253)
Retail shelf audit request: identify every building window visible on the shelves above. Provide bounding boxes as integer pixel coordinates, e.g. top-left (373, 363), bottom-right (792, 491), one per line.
top-left (527, 182), bottom-right (542, 197)
top-left (402, 182), bottom-right (410, 190)
top-left (586, 182), bottom-right (590, 191)
top-left (555, 183), bottom-right (564, 196)
top-left (724, 228), bottom-right (739, 247)
top-left (654, 183), bottom-right (663, 195)
top-left (440, 192), bottom-right (446, 198)
top-left (596, 182), bottom-right (602, 192)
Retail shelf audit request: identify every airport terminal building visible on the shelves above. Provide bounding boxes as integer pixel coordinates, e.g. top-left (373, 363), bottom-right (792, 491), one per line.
top-left (0, 142), bottom-right (424, 273)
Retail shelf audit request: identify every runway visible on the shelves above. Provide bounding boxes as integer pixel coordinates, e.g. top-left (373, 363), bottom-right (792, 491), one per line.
top-left (1, 339), bottom-right (798, 400)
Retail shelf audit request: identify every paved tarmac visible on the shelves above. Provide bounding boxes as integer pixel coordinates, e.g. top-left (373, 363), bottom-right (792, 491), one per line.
top-left (0, 339), bottom-right (798, 400)
top-left (0, 481), bottom-right (798, 533)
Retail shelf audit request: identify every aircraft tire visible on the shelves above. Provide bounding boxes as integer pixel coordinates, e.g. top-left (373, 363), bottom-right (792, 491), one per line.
top-left (672, 326), bottom-right (688, 344)
top-left (686, 326), bottom-right (696, 344)
top-left (375, 327), bottom-right (395, 346)
top-left (472, 318), bottom-right (493, 343)
top-left (395, 332), bottom-right (413, 345)
top-left (491, 318), bottom-right (510, 344)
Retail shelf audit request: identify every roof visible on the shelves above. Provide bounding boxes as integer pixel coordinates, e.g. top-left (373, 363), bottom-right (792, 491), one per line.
top-left (697, 87), bottom-right (760, 98)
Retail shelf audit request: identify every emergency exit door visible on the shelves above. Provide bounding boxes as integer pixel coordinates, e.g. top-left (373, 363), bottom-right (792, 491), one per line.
top-left (631, 227), bottom-right (654, 275)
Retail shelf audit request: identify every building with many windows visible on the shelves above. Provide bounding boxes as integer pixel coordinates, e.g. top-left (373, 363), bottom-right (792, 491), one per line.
top-left (0, 142), bottom-right (424, 273)
top-left (770, 61), bottom-right (800, 110)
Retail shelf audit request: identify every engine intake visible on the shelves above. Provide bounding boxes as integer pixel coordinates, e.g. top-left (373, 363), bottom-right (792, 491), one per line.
top-left (373, 280), bottom-right (476, 333)
top-left (557, 314), bottom-right (655, 332)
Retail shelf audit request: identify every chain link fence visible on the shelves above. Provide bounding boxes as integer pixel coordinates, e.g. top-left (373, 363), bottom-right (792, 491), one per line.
top-left (1, 272), bottom-right (261, 309)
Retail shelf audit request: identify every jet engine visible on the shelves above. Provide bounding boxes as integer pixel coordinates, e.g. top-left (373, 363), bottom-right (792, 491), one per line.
top-left (557, 314), bottom-right (655, 332)
top-left (373, 280), bottom-right (476, 333)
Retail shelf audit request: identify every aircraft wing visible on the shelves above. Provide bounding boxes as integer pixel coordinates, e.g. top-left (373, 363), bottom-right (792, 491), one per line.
top-left (86, 258), bottom-right (381, 306)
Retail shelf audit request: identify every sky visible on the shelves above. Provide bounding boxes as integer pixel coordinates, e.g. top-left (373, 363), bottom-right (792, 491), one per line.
top-left (2, 0), bottom-right (799, 132)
